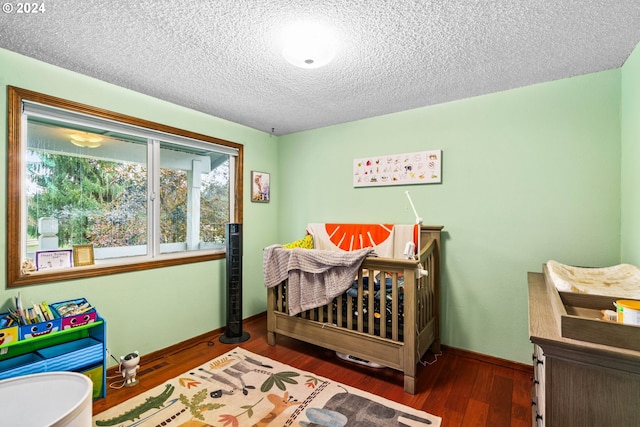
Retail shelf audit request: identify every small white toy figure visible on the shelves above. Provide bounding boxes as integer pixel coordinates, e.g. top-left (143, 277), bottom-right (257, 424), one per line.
top-left (121, 351), bottom-right (140, 387)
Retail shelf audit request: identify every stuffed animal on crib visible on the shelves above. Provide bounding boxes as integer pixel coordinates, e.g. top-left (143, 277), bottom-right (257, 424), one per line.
top-left (120, 351), bottom-right (140, 387)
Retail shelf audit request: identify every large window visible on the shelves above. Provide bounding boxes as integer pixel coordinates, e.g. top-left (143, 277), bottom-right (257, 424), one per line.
top-left (7, 87), bottom-right (243, 287)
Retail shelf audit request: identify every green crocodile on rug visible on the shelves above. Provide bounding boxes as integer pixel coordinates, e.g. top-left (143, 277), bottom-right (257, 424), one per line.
top-left (92, 347), bottom-right (441, 427)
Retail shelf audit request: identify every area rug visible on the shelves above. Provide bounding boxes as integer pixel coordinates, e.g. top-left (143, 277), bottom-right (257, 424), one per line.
top-left (92, 347), bottom-right (441, 427)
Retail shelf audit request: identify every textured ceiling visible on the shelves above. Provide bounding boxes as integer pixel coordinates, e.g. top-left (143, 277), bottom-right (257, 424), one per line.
top-left (2, 1), bottom-right (640, 135)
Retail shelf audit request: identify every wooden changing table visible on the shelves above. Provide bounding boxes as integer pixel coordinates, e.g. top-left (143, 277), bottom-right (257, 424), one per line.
top-left (528, 270), bottom-right (640, 426)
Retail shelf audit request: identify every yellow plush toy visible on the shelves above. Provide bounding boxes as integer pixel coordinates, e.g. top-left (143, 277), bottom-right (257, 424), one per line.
top-left (282, 234), bottom-right (314, 249)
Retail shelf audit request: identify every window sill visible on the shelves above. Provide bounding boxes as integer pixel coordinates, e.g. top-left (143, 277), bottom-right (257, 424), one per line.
top-left (9, 251), bottom-right (226, 287)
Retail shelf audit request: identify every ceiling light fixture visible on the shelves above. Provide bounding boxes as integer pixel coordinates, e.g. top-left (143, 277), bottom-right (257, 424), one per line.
top-left (281, 22), bottom-right (337, 69)
top-left (69, 132), bottom-right (103, 148)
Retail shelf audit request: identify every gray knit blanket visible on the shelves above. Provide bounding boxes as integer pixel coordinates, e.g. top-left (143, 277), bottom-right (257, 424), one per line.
top-left (263, 245), bottom-right (375, 315)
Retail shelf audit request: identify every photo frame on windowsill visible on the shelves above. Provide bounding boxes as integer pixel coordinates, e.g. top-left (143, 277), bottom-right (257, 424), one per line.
top-left (73, 244), bottom-right (95, 267)
top-left (251, 171), bottom-right (270, 203)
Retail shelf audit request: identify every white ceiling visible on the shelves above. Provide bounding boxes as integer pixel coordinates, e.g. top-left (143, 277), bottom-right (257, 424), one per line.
top-left (2, 1), bottom-right (640, 135)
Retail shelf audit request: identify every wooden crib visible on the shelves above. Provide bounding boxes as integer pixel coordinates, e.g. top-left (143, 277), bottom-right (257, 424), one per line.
top-left (266, 225), bottom-right (443, 394)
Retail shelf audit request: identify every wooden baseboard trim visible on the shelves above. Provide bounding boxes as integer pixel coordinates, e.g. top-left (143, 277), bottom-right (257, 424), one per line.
top-left (106, 312), bottom-right (265, 377)
top-left (442, 344), bottom-right (533, 373)
top-left (107, 312), bottom-right (531, 377)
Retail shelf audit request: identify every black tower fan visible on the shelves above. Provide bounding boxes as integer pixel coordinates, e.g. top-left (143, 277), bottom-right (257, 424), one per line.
top-left (220, 223), bottom-right (250, 343)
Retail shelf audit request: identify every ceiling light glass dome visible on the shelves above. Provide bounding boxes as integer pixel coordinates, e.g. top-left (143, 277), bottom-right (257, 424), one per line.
top-left (281, 22), bottom-right (337, 69)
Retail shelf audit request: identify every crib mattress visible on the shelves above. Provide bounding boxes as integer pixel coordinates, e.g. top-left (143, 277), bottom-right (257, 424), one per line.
top-left (547, 260), bottom-right (640, 299)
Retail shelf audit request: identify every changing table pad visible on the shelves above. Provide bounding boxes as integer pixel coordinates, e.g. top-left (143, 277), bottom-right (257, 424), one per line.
top-left (547, 260), bottom-right (640, 299)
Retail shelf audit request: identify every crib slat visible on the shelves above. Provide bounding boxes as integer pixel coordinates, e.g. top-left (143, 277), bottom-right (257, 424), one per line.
top-left (425, 255), bottom-right (432, 326)
top-left (364, 270), bottom-right (372, 335)
top-left (378, 271), bottom-right (385, 338)
top-left (379, 272), bottom-right (386, 338)
top-left (388, 272), bottom-right (398, 341)
top-left (430, 255), bottom-right (435, 324)
top-left (347, 290), bottom-right (353, 330)
top-left (336, 292), bottom-right (343, 327)
top-left (417, 269), bottom-right (424, 329)
top-left (357, 273), bottom-right (364, 333)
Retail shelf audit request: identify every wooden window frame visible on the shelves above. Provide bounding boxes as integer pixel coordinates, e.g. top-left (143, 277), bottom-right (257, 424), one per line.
top-left (6, 86), bottom-right (244, 287)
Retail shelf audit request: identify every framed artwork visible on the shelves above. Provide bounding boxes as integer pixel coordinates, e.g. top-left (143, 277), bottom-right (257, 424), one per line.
top-left (35, 249), bottom-right (72, 271)
top-left (353, 149), bottom-right (442, 187)
top-left (73, 244), bottom-right (95, 267)
top-left (251, 171), bottom-right (270, 203)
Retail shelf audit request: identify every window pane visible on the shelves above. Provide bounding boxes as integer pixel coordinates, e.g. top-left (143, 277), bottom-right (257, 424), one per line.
top-left (159, 141), bottom-right (229, 254)
top-left (26, 119), bottom-right (148, 262)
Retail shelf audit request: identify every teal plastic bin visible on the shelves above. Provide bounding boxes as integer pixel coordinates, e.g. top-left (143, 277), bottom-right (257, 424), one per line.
top-left (0, 353), bottom-right (46, 380)
top-left (37, 337), bottom-right (102, 372)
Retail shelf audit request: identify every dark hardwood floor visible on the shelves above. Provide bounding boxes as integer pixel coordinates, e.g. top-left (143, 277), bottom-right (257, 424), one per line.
top-left (93, 313), bottom-right (533, 427)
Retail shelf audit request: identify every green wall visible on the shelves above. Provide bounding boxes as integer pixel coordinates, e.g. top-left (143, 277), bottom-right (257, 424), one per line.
top-left (0, 48), bottom-right (279, 364)
top-left (278, 69), bottom-right (622, 363)
top-left (621, 42), bottom-right (640, 264)
top-left (2, 42), bottom-right (635, 366)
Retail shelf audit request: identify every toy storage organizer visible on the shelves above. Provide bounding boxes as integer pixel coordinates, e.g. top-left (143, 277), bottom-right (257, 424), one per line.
top-left (0, 314), bottom-right (106, 400)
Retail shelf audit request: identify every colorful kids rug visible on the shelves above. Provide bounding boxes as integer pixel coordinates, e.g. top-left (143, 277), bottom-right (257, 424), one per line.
top-left (92, 347), bottom-right (441, 427)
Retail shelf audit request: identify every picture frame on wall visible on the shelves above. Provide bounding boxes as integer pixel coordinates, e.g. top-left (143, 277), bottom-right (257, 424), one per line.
top-left (251, 171), bottom-right (270, 203)
top-left (353, 149), bottom-right (442, 187)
